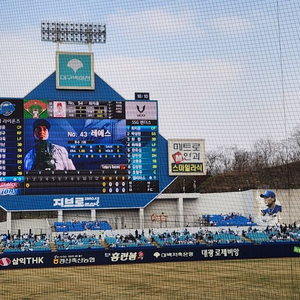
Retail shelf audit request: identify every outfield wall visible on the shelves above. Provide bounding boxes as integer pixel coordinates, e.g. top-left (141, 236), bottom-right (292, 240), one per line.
top-left (0, 242), bottom-right (300, 270)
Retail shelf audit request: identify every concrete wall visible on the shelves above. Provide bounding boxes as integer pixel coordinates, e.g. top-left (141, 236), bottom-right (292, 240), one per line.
top-left (3, 189), bottom-right (300, 233)
top-left (144, 198), bottom-right (179, 228)
top-left (147, 191), bottom-right (254, 226)
top-left (11, 219), bottom-right (50, 236)
top-left (63, 210), bottom-right (91, 222)
top-left (96, 209), bottom-right (140, 230)
top-left (198, 190), bottom-right (254, 216)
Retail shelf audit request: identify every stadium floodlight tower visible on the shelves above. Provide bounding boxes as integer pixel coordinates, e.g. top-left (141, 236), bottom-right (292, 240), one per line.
top-left (41, 21), bottom-right (106, 51)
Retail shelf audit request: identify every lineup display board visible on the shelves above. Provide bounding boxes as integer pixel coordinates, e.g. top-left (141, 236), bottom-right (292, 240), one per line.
top-left (168, 139), bottom-right (206, 176)
top-left (56, 52), bottom-right (95, 90)
top-left (0, 99), bottom-right (158, 196)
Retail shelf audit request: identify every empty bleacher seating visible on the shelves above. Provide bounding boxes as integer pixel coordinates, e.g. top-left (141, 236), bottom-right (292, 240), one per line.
top-left (54, 220), bottom-right (112, 232)
top-left (203, 214), bottom-right (257, 227)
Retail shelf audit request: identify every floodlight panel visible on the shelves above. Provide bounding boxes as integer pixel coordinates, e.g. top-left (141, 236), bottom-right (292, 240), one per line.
top-left (41, 21), bottom-right (106, 43)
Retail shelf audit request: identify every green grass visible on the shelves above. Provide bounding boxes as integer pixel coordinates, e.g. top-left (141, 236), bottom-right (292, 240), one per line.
top-left (0, 258), bottom-right (299, 300)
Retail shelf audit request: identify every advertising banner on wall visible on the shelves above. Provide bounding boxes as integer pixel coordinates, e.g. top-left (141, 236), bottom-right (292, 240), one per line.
top-left (255, 190), bottom-right (283, 226)
top-left (56, 52), bottom-right (94, 90)
top-left (0, 243), bottom-right (299, 270)
top-left (168, 139), bottom-right (206, 176)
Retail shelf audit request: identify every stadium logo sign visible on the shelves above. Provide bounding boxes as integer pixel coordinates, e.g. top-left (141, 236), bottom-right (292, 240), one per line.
top-left (0, 101), bottom-right (15, 116)
top-left (56, 51), bottom-right (94, 90)
top-left (0, 257), bottom-right (11, 267)
top-left (67, 59), bottom-right (83, 74)
top-left (53, 196), bottom-right (100, 208)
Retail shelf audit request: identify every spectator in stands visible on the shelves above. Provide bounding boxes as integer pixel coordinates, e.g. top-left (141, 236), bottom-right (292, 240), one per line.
top-left (2, 233), bottom-right (50, 252)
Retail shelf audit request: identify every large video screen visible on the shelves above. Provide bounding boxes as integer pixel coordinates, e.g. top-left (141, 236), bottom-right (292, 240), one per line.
top-left (0, 99), bottom-right (158, 195)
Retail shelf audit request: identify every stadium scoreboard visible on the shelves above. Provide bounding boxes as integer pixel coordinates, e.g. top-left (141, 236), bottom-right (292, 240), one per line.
top-left (0, 99), bottom-right (159, 196)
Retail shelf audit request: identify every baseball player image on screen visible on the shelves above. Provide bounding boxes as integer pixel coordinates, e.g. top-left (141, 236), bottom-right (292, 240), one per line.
top-left (24, 119), bottom-right (76, 171)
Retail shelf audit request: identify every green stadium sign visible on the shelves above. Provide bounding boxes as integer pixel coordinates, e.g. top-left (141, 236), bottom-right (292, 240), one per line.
top-left (56, 51), bottom-right (94, 90)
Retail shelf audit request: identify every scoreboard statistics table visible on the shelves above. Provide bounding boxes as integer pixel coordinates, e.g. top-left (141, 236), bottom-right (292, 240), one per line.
top-left (0, 99), bottom-right (158, 196)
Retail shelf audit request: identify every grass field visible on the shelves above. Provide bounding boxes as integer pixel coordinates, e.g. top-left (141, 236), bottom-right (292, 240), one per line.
top-left (0, 257), bottom-right (299, 300)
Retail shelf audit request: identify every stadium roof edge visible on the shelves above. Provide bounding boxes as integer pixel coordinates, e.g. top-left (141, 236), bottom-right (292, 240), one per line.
top-left (0, 205), bottom-right (7, 212)
top-left (24, 71), bottom-right (125, 101)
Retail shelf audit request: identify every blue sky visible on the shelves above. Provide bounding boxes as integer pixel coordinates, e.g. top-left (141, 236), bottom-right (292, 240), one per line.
top-left (1, 0), bottom-right (300, 151)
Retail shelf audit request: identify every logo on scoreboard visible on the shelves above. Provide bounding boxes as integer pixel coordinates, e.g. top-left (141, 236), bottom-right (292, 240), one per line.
top-left (53, 196), bottom-right (100, 208)
top-left (136, 105), bottom-right (146, 114)
top-left (0, 101), bottom-right (15, 116)
top-left (125, 101), bottom-right (157, 120)
top-left (0, 182), bottom-right (22, 196)
top-left (56, 51), bottom-right (95, 90)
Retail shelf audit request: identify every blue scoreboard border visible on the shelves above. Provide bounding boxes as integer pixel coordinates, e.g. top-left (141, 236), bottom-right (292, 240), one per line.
top-left (0, 72), bottom-right (176, 211)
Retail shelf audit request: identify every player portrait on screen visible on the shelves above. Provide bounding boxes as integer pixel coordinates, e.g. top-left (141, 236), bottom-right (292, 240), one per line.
top-left (53, 101), bottom-right (66, 118)
top-left (24, 119), bottom-right (76, 171)
top-left (259, 190), bottom-right (282, 225)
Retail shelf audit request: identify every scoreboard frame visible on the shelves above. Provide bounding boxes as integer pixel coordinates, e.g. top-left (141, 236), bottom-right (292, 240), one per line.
top-left (0, 98), bottom-right (160, 196)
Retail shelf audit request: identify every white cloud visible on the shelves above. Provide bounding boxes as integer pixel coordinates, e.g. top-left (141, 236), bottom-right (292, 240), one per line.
top-left (0, 30), bottom-right (55, 97)
top-left (210, 16), bottom-right (252, 35)
top-left (1, 16), bottom-right (288, 152)
top-left (0, 29), bottom-right (241, 149)
top-left (0, 7), bottom-right (205, 98)
top-left (95, 55), bottom-right (241, 147)
top-left (108, 8), bottom-right (203, 39)
top-left (96, 56), bottom-right (240, 99)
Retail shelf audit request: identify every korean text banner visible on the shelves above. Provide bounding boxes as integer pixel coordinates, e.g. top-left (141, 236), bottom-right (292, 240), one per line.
top-left (168, 139), bottom-right (206, 176)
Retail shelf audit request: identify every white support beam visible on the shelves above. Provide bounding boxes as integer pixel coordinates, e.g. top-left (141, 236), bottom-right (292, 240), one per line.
top-left (6, 212), bottom-right (11, 233)
top-left (139, 208), bottom-right (144, 229)
top-left (177, 197), bottom-right (184, 228)
top-left (58, 210), bottom-right (63, 223)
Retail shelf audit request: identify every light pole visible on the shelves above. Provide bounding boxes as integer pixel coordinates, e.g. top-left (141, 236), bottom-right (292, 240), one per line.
top-left (41, 21), bottom-right (106, 51)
